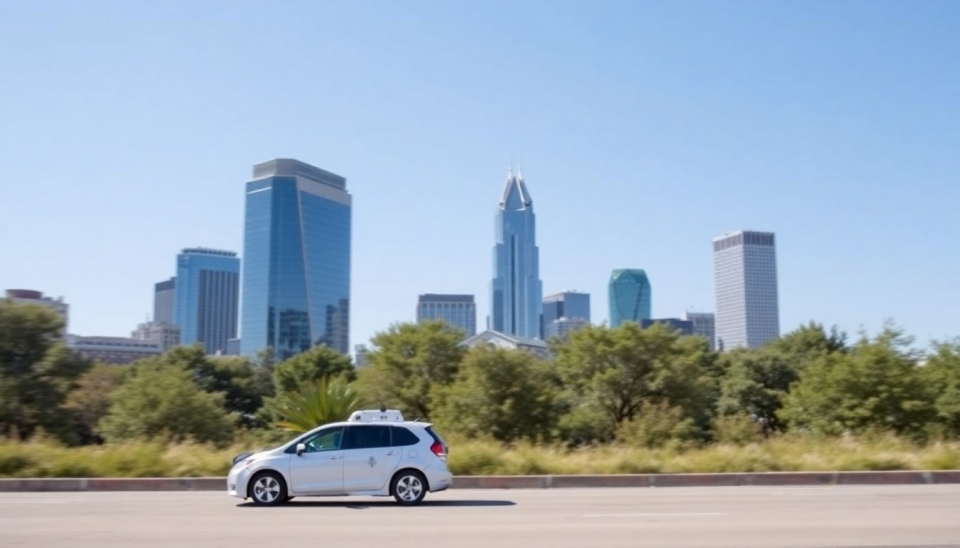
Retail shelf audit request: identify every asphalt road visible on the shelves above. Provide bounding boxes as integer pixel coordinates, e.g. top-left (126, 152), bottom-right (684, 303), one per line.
top-left (2, 486), bottom-right (959, 548)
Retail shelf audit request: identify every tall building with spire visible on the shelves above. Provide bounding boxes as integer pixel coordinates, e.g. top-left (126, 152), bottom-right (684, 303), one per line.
top-left (490, 168), bottom-right (543, 339)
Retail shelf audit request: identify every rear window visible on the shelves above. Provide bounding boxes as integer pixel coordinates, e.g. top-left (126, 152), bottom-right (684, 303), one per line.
top-left (425, 426), bottom-right (448, 448)
top-left (390, 426), bottom-right (421, 447)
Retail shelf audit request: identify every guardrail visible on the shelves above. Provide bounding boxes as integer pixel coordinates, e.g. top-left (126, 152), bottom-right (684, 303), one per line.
top-left (2, 470), bottom-right (959, 492)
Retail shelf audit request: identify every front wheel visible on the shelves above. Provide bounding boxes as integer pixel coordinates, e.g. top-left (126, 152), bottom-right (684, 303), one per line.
top-left (249, 472), bottom-right (287, 506)
top-left (391, 470), bottom-right (427, 506)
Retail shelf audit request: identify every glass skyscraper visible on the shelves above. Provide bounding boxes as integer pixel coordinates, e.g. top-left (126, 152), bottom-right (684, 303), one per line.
top-left (608, 269), bottom-right (652, 327)
top-left (153, 277), bottom-right (176, 325)
top-left (713, 230), bottom-right (780, 350)
top-left (542, 291), bottom-right (590, 338)
top-left (240, 159), bottom-right (351, 359)
top-left (685, 311), bottom-right (717, 351)
top-left (490, 169), bottom-right (542, 339)
top-left (416, 294), bottom-right (477, 337)
top-left (173, 248), bottom-right (240, 355)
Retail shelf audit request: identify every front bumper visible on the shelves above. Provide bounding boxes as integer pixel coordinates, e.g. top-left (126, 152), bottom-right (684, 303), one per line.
top-left (227, 465), bottom-right (253, 499)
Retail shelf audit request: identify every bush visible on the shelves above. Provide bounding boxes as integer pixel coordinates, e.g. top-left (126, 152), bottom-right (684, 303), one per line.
top-left (712, 413), bottom-right (763, 445)
top-left (616, 402), bottom-right (699, 449)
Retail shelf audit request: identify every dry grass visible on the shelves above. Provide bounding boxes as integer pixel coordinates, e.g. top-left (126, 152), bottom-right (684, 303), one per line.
top-left (1, 433), bottom-right (957, 478)
top-left (444, 434), bottom-right (960, 476)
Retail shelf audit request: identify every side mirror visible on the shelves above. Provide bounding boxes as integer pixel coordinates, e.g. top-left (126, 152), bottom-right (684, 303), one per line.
top-left (296, 443), bottom-right (306, 457)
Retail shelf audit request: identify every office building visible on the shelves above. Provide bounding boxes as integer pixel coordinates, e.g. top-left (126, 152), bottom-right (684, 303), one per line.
top-left (66, 335), bottom-right (162, 364)
top-left (4, 289), bottom-right (69, 334)
top-left (131, 321), bottom-right (180, 351)
top-left (686, 311), bottom-right (716, 350)
top-left (542, 291), bottom-right (590, 339)
top-left (639, 318), bottom-right (694, 336)
top-left (490, 168), bottom-right (543, 339)
top-left (174, 248), bottom-right (240, 355)
top-left (240, 159), bottom-right (351, 359)
top-left (608, 269), bottom-right (652, 327)
top-left (417, 294), bottom-right (477, 337)
top-left (544, 316), bottom-right (589, 339)
top-left (154, 278), bottom-right (176, 325)
top-left (713, 230), bottom-right (780, 349)
top-left (354, 344), bottom-right (370, 368)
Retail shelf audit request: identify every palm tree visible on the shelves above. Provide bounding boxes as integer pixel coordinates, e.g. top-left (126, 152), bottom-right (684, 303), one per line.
top-left (267, 378), bottom-right (363, 434)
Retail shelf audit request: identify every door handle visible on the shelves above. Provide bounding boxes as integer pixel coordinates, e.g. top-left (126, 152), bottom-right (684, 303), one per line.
top-left (386, 451), bottom-right (396, 456)
top-left (329, 455), bottom-right (343, 460)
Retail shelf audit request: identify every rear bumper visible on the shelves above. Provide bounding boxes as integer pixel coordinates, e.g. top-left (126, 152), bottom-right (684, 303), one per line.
top-left (425, 467), bottom-right (453, 492)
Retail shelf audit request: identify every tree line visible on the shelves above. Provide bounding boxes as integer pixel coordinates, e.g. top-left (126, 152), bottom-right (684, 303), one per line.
top-left (2, 298), bottom-right (959, 448)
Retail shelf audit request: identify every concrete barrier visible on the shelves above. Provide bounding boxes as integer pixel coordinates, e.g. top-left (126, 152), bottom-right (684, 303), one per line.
top-left (1, 471), bottom-right (959, 492)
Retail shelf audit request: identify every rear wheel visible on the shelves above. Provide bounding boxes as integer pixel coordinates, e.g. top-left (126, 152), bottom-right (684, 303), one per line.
top-left (249, 472), bottom-right (287, 506)
top-left (391, 470), bottom-right (427, 506)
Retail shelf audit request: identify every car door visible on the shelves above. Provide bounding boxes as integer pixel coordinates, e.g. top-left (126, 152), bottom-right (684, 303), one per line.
top-left (288, 426), bottom-right (345, 495)
top-left (341, 425), bottom-right (403, 492)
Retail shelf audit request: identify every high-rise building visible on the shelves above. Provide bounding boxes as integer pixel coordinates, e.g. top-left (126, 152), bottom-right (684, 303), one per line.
top-left (174, 248), bottom-right (240, 355)
top-left (608, 269), bottom-right (652, 328)
top-left (4, 289), bottom-right (69, 335)
top-left (685, 312), bottom-right (716, 350)
top-left (131, 321), bottom-right (181, 352)
top-left (713, 230), bottom-right (780, 350)
top-left (491, 168), bottom-right (542, 339)
top-left (542, 291), bottom-right (590, 339)
top-left (240, 159), bottom-right (351, 359)
top-left (154, 278), bottom-right (176, 325)
top-left (416, 294), bottom-right (477, 337)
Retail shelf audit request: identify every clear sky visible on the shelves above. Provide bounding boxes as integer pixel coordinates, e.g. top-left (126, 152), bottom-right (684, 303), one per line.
top-left (2, 0), bottom-right (958, 352)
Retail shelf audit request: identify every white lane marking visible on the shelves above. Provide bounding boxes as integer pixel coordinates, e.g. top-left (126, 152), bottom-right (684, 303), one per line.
top-left (583, 512), bottom-right (725, 517)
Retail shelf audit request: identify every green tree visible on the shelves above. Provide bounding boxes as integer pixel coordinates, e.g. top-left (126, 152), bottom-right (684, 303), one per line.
top-left (779, 325), bottom-right (934, 438)
top-left (717, 323), bottom-right (846, 436)
top-left (272, 345), bottom-right (355, 393)
top-left (0, 300), bottom-right (91, 442)
top-left (554, 322), bottom-right (715, 443)
top-left (64, 364), bottom-right (128, 443)
top-left (356, 321), bottom-right (466, 419)
top-left (923, 340), bottom-right (960, 437)
top-left (98, 363), bottom-right (235, 445)
top-left (433, 345), bottom-right (559, 442)
top-left (132, 346), bottom-right (271, 427)
top-left (265, 378), bottom-right (363, 434)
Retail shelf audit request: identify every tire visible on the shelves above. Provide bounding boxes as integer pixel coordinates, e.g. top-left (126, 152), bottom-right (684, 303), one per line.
top-left (391, 470), bottom-right (427, 506)
top-left (248, 471), bottom-right (287, 506)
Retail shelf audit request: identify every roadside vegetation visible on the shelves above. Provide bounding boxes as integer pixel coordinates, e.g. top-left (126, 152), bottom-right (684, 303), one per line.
top-left (2, 298), bottom-right (960, 477)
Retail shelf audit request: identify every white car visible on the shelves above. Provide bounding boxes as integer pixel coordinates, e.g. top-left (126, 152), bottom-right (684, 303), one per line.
top-left (227, 409), bottom-right (453, 506)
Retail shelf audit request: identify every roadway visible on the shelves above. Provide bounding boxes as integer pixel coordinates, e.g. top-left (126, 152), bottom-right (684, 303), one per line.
top-left (2, 486), bottom-right (959, 547)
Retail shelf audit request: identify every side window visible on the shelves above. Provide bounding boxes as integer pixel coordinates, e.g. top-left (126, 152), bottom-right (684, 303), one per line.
top-left (302, 427), bottom-right (343, 453)
top-left (391, 426), bottom-right (421, 447)
top-left (342, 425), bottom-right (391, 450)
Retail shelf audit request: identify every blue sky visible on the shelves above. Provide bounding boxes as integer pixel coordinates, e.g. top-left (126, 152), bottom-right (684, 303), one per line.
top-left (2, 0), bottom-right (958, 351)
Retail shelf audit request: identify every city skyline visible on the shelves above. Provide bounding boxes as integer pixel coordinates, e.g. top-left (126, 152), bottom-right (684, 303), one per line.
top-left (3, 2), bottom-right (958, 349)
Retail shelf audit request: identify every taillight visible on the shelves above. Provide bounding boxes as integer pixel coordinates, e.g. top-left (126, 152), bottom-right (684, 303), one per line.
top-left (430, 442), bottom-right (447, 460)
